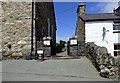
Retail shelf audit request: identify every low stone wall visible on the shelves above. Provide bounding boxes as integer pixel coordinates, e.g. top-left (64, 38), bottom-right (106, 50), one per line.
top-left (85, 42), bottom-right (118, 79)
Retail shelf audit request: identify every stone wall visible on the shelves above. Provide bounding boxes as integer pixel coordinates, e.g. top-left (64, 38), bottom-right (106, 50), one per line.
top-left (86, 42), bottom-right (118, 79)
top-left (1, 2), bottom-right (32, 58)
top-left (75, 4), bottom-right (85, 42)
top-left (75, 4), bottom-right (86, 56)
top-left (76, 18), bottom-right (85, 42)
top-left (76, 18), bottom-right (85, 56)
top-left (0, 2), bottom-right (2, 59)
top-left (1, 1), bottom-right (56, 59)
top-left (69, 45), bottom-right (78, 56)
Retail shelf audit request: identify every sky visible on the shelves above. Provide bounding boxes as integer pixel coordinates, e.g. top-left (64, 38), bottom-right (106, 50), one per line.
top-left (53, 2), bottom-right (119, 42)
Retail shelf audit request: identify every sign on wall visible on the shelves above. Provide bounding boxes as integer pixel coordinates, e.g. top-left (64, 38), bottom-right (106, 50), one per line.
top-left (37, 50), bottom-right (43, 54)
top-left (43, 40), bottom-right (50, 45)
top-left (70, 39), bottom-right (77, 45)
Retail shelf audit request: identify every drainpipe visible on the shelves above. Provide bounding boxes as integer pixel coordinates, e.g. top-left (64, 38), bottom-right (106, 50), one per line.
top-left (31, 0), bottom-right (34, 57)
top-left (34, 0), bottom-right (37, 58)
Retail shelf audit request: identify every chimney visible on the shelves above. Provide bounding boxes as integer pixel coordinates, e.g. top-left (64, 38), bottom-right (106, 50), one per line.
top-left (77, 3), bottom-right (86, 17)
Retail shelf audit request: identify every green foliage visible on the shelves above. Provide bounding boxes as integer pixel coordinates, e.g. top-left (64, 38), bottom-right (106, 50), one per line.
top-left (56, 43), bottom-right (59, 47)
top-left (59, 40), bottom-right (66, 48)
top-left (56, 40), bottom-right (66, 53)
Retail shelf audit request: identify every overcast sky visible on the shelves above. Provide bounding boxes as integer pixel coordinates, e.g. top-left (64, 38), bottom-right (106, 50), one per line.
top-left (54, 2), bottom-right (119, 42)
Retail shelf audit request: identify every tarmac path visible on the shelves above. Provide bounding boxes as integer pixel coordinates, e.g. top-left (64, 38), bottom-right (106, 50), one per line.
top-left (1, 57), bottom-right (113, 81)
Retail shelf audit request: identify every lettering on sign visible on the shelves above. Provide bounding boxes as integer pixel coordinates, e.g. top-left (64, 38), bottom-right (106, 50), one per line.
top-left (70, 39), bottom-right (77, 45)
top-left (44, 40), bottom-right (50, 45)
top-left (37, 50), bottom-right (43, 54)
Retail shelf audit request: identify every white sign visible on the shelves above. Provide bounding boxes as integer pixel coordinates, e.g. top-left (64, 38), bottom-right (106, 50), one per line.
top-left (70, 39), bottom-right (77, 45)
top-left (43, 40), bottom-right (50, 45)
top-left (37, 50), bottom-right (43, 54)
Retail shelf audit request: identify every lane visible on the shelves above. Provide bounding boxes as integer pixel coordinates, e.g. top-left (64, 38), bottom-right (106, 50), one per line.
top-left (2, 57), bottom-right (110, 81)
top-left (2, 72), bottom-right (109, 81)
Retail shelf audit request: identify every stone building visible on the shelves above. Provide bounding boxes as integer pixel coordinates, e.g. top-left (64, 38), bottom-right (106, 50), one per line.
top-left (75, 4), bottom-right (85, 43)
top-left (35, 2), bottom-right (56, 56)
top-left (75, 4), bottom-right (86, 56)
top-left (75, 3), bottom-right (120, 57)
top-left (1, 1), bottom-right (56, 58)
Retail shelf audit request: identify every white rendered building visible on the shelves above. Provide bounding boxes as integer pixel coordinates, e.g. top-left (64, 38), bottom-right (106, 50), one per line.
top-left (81, 13), bottom-right (120, 56)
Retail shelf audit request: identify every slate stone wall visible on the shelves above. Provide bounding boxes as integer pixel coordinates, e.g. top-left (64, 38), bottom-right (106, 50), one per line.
top-left (69, 45), bottom-right (78, 56)
top-left (75, 4), bottom-right (86, 56)
top-left (1, 2), bottom-right (32, 57)
top-left (85, 42), bottom-right (118, 79)
top-left (1, 1), bottom-right (56, 59)
top-left (76, 18), bottom-right (85, 42)
top-left (43, 47), bottom-right (51, 57)
top-left (0, 2), bottom-right (2, 59)
top-left (75, 4), bottom-right (85, 42)
top-left (35, 2), bottom-right (56, 55)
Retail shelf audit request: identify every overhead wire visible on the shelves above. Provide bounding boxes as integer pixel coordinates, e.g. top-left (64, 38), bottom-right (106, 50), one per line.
top-left (57, 19), bottom-right (75, 30)
top-left (55, 5), bottom-right (77, 15)
top-left (55, 5), bottom-right (77, 37)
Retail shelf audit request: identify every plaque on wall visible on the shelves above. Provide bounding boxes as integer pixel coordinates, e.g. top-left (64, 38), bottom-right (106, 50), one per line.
top-left (43, 40), bottom-right (50, 45)
top-left (70, 39), bottom-right (77, 45)
top-left (37, 50), bottom-right (43, 54)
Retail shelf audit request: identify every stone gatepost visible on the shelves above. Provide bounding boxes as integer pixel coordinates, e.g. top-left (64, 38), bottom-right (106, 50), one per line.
top-left (43, 37), bottom-right (52, 57)
top-left (77, 40), bottom-right (86, 56)
top-left (69, 36), bottom-right (78, 56)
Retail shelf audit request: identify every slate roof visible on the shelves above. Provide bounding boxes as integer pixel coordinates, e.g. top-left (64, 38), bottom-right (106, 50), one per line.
top-left (80, 13), bottom-right (120, 22)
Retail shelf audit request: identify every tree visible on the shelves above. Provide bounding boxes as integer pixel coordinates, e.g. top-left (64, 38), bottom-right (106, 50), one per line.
top-left (56, 40), bottom-right (66, 53)
top-left (59, 40), bottom-right (66, 48)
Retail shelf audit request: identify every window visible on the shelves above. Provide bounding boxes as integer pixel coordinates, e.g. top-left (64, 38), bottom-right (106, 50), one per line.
top-left (113, 22), bottom-right (120, 33)
top-left (114, 43), bottom-right (120, 56)
top-left (114, 44), bottom-right (120, 50)
top-left (114, 51), bottom-right (120, 56)
top-left (113, 25), bottom-right (120, 30)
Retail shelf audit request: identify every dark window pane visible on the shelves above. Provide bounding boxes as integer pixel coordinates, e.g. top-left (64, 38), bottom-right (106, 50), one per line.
top-left (114, 44), bottom-right (120, 50)
top-left (113, 22), bottom-right (120, 25)
top-left (114, 51), bottom-right (120, 56)
top-left (113, 25), bottom-right (120, 30)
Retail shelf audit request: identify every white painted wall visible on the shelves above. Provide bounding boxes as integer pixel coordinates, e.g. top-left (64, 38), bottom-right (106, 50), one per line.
top-left (85, 21), bottom-right (120, 56)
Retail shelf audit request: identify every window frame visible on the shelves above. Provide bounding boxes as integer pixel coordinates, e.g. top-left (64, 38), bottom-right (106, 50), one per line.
top-left (113, 22), bottom-right (120, 33)
top-left (114, 43), bottom-right (120, 56)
